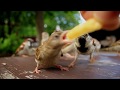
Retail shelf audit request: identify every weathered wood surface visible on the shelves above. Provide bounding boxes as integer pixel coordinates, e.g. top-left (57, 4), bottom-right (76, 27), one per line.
top-left (0, 52), bottom-right (120, 79)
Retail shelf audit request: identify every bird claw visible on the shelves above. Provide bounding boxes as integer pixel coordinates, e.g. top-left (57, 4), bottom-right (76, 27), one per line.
top-left (90, 58), bottom-right (95, 63)
top-left (68, 63), bottom-right (75, 68)
top-left (33, 68), bottom-right (42, 74)
top-left (55, 65), bottom-right (69, 71)
top-left (61, 67), bottom-right (69, 71)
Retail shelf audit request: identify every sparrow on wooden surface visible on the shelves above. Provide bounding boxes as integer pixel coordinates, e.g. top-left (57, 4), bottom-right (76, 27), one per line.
top-left (33, 30), bottom-right (72, 73)
top-left (12, 38), bottom-right (36, 57)
top-left (62, 34), bottom-right (101, 68)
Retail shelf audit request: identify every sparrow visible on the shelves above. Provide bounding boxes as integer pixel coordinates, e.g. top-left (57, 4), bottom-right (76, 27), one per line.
top-left (75, 34), bottom-right (101, 62)
top-left (33, 30), bottom-right (72, 73)
top-left (12, 38), bottom-right (36, 57)
top-left (100, 35), bottom-right (116, 48)
top-left (101, 40), bottom-right (120, 56)
top-left (62, 34), bottom-right (101, 68)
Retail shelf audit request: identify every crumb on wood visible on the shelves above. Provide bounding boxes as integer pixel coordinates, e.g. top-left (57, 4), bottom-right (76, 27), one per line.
top-left (2, 63), bottom-right (7, 66)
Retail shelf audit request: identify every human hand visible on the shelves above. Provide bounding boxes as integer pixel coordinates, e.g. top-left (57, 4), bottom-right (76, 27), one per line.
top-left (80, 11), bottom-right (120, 31)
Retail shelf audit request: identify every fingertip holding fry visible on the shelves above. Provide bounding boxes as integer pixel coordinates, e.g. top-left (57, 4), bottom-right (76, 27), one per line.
top-left (66, 18), bottom-right (102, 40)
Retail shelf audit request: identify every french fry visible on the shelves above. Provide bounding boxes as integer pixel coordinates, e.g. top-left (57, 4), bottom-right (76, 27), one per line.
top-left (67, 18), bottom-right (102, 40)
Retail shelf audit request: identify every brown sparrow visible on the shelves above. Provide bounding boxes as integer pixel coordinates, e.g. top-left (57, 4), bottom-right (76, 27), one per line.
top-left (101, 40), bottom-right (120, 55)
top-left (33, 30), bottom-right (72, 73)
top-left (12, 38), bottom-right (36, 57)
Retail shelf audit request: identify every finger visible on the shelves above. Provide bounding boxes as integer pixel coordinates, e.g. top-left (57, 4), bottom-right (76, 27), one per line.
top-left (93, 11), bottom-right (120, 30)
top-left (80, 11), bottom-right (120, 31)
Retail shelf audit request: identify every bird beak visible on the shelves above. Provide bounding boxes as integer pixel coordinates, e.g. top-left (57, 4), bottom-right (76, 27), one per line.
top-left (61, 31), bottom-right (73, 45)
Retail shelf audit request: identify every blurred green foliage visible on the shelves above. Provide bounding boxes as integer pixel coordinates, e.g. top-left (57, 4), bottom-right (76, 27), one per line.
top-left (44, 11), bottom-right (80, 34)
top-left (0, 33), bottom-right (23, 54)
top-left (0, 11), bottom-right (81, 56)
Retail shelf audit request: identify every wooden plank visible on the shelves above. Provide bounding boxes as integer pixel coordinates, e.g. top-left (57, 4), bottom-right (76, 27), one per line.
top-left (0, 67), bottom-right (19, 79)
top-left (0, 52), bottom-right (120, 79)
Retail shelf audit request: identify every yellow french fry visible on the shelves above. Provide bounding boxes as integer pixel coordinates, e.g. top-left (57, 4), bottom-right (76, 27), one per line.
top-left (67, 18), bottom-right (102, 40)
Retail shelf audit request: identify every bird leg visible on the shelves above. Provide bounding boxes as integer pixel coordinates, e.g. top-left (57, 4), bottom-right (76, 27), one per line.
top-left (117, 51), bottom-right (120, 56)
top-left (68, 51), bottom-right (78, 68)
top-left (89, 51), bottom-right (95, 63)
top-left (33, 63), bottom-right (42, 74)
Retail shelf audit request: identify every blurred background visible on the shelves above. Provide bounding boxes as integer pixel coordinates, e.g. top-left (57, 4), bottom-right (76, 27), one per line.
top-left (0, 11), bottom-right (120, 57)
top-left (0, 11), bottom-right (81, 57)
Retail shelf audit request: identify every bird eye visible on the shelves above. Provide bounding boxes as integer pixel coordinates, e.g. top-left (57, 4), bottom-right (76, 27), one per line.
top-left (55, 35), bottom-right (59, 38)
